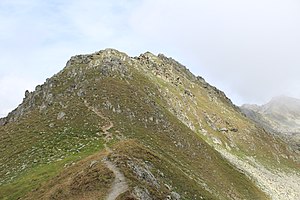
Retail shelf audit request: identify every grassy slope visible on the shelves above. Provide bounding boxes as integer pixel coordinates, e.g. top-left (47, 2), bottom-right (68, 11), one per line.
top-left (0, 66), bottom-right (107, 199)
top-left (135, 53), bottom-right (299, 171)
top-left (18, 72), bottom-right (267, 199)
top-left (84, 75), bottom-right (268, 199)
top-left (0, 49), bottom-right (286, 199)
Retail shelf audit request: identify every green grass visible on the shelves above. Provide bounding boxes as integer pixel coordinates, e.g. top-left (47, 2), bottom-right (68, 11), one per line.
top-left (81, 73), bottom-right (269, 199)
top-left (0, 50), bottom-right (298, 199)
top-left (0, 141), bottom-right (104, 200)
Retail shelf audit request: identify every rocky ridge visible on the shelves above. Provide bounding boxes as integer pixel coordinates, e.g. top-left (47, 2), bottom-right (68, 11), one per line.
top-left (0, 49), bottom-right (299, 199)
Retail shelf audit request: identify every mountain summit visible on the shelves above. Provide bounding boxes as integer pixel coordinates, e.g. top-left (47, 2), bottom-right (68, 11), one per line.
top-left (242, 95), bottom-right (300, 132)
top-left (0, 49), bottom-right (299, 199)
top-left (241, 95), bottom-right (300, 154)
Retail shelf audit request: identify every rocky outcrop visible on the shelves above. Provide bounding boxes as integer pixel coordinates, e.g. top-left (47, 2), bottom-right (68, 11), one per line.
top-left (132, 186), bottom-right (153, 200)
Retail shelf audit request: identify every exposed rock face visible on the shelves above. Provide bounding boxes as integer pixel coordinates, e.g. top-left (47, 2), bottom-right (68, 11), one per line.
top-left (127, 160), bottom-right (160, 189)
top-left (0, 118), bottom-right (6, 126)
top-left (132, 186), bottom-right (153, 200)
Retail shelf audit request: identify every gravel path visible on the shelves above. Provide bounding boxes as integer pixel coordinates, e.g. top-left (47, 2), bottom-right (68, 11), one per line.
top-left (85, 100), bottom-right (129, 199)
top-left (104, 157), bottom-right (129, 200)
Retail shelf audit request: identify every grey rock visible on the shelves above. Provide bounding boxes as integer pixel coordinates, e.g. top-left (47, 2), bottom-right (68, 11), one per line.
top-left (35, 85), bottom-right (42, 92)
top-left (164, 184), bottom-right (172, 190)
top-left (57, 112), bottom-right (66, 120)
top-left (230, 128), bottom-right (238, 132)
top-left (25, 90), bottom-right (30, 98)
top-left (0, 117), bottom-right (7, 126)
top-left (132, 187), bottom-right (152, 200)
top-left (77, 89), bottom-right (85, 97)
top-left (212, 137), bottom-right (222, 145)
top-left (184, 89), bottom-right (194, 97)
top-left (128, 161), bottom-right (160, 188)
top-left (171, 192), bottom-right (181, 200)
top-left (219, 128), bottom-right (228, 132)
top-left (89, 160), bottom-right (98, 168)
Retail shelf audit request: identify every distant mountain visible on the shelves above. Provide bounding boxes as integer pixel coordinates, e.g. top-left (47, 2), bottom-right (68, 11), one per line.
top-left (241, 95), bottom-right (300, 153)
top-left (0, 49), bottom-right (299, 200)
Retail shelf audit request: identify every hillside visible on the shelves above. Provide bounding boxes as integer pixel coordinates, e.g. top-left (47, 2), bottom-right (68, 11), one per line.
top-left (241, 96), bottom-right (300, 154)
top-left (0, 49), bottom-right (299, 200)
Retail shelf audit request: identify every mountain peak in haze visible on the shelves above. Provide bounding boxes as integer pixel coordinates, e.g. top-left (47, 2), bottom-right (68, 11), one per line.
top-left (268, 95), bottom-right (300, 106)
top-left (256, 95), bottom-right (300, 116)
top-left (241, 95), bottom-right (300, 154)
top-left (242, 95), bottom-right (300, 131)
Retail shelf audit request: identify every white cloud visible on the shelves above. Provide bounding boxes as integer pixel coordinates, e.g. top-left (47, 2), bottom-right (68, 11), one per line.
top-left (0, 0), bottom-right (142, 117)
top-left (0, 75), bottom-right (37, 117)
top-left (129, 0), bottom-right (300, 104)
top-left (1, 0), bottom-right (300, 117)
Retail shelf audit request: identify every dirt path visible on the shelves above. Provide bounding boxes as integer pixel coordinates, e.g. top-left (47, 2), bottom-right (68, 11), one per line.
top-left (103, 145), bottom-right (129, 200)
top-left (84, 100), bottom-right (129, 199)
top-left (103, 150), bottom-right (129, 200)
top-left (84, 100), bottom-right (114, 142)
top-left (84, 100), bottom-right (106, 119)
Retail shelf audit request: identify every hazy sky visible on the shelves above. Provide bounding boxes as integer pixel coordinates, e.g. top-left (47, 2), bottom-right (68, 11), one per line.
top-left (1, 0), bottom-right (300, 117)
